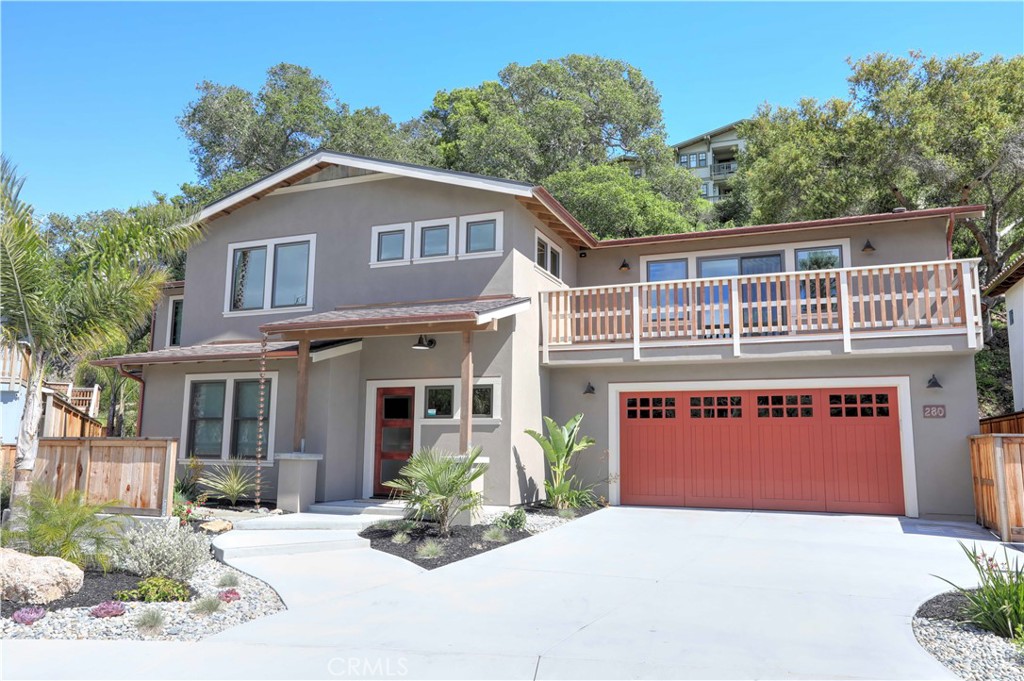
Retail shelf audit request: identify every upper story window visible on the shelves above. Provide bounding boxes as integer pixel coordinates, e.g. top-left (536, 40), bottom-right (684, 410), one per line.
top-left (413, 218), bottom-right (457, 262)
top-left (796, 246), bottom-right (842, 271)
top-left (699, 253), bottom-right (783, 277)
top-left (536, 232), bottom-right (562, 280)
top-left (647, 258), bottom-right (688, 282)
top-left (678, 154), bottom-right (689, 168)
top-left (698, 152), bottom-right (707, 167)
top-left (689, 153), bottom-right (698, 167)
top-left (226, 235), bottom-right (315, 315)
top-left (371, 223), bottom-right (412, 266)
top-left (460, 212), bottom-right (503, 259)
top-left (167, 296), bottom-right (183, 347)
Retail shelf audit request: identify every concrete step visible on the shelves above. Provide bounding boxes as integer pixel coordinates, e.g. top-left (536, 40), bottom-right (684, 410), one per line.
top-left (212, 530), bottom-right (369, 560)
top-left (307, 499), bottom-right (408, 518)
top-left (232, 513), bottom-right (396, 532)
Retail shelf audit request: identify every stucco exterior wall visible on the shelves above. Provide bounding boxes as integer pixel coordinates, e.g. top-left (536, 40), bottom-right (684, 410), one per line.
top-left (546, 353), bottom-right (979, 518)
top-left (1, 388), bottom-right (24, 444)
top-left (575, 216), bottom-right (950, 288)
top-left (1008, 280), bottom-right (1024, 411)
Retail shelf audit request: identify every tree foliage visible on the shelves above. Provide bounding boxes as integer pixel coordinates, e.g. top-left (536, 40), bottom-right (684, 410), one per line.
top-left (737, 52), bottom-right (1024, 287)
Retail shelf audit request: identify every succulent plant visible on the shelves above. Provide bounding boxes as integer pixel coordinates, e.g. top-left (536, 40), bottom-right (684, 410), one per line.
top-left (12, 606), bottom-right (46, 625)
top-left (89, 600), bottom-right (126, 618)
top-left (218, 588), bottom-right (241, 603)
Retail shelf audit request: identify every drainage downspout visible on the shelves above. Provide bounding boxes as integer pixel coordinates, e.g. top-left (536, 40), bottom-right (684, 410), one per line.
top-left (117, 364), bottom-right (146, 435)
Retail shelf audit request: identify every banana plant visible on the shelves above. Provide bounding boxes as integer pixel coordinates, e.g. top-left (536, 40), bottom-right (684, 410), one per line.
top-left (525, 414), bottom-right (596, 510)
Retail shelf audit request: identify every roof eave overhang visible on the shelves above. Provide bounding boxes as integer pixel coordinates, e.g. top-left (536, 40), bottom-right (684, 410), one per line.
top-left (984, 259), bottom-right (1024, 298)
top-left (91, 349), bottom-right (298, 369)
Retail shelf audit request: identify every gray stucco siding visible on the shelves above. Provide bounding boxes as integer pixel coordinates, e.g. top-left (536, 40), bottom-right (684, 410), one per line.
top-left (546, 353), bottom-right (978, 518)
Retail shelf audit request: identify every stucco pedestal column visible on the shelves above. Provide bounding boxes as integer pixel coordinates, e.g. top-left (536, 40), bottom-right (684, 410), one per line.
top-left (275, 453), bottom-right (322, 513)
top-left (453, 455), bottom-right (489, 526)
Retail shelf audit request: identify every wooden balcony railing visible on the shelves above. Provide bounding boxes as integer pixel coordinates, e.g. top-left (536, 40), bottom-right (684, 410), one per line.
top-left (711, 161), bottom-right (738, 177)
top-left (541, 259), bottom-right (982, 359)
top-left (0, 344), bottom-right (30, 386)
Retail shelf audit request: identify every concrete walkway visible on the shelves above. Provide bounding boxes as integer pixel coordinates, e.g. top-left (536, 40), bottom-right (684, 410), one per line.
top-left (1, 508), bottom-right (999, 680)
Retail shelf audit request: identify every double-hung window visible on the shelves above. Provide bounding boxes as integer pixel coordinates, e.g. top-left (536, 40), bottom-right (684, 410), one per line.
top-left (459, 212), bottom-right (503, 258)
top-left (183, 373), bottom-right (278, 462)
top-left (226, 236), bottom-right (315, 314)
top-left (535, 232), bottom-right (562, 279)
top-left (698, 152), bottom-right (707, 167)
top-left (413, 218), bottom-right (457, 262)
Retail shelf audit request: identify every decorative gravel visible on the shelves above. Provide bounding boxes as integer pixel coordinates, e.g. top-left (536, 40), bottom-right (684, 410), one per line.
top-left (913, 590), bottom-right (1024, 681)
top-left (479, 505), bottom-right (600, 534)
top-left (0, 561), bottom-right (284, 641)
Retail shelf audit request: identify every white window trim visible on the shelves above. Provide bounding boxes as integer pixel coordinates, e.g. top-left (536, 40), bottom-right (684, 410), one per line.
top-left (361, 377), bottom-right (502, 499)
top-left (639, 238), bottom-right (852, 283)
top-left (413, 217), bottom-right (458, 263)
top-left (459, 211), bottom-right (504, 260)
top-left (605, 376), bottom-right (918, 517)
top-left (535, 230), bottom-right (564, 282)
top-left (223, 234), bottom-right (316, 316)
top-left (370, 222), bottom-right (412, 267)
top-left (165, 295), bottom-right (183, 348)
top-left (180, 371), bottom-right (279, 465)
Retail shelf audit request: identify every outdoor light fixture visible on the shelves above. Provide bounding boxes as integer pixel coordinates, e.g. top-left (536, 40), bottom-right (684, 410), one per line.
top-left (412, 335), bottom-right (436, 350)
top-left (926, 374), bottom-right (943, 389)
top-left (619, 259), bottom-right (631, 272)
top-left (862, 240), bottom-right (876, 253)
top-left (583, 382), bottom-right (596, 395)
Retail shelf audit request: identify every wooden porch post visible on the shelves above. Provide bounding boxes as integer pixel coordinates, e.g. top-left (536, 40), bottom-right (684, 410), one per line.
top-left (459, 331), bottom-right (473, 454)
top-left (293, 339), bottom-right (310, 452)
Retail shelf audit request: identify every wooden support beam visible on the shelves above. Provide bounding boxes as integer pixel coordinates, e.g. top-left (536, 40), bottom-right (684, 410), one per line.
top-left (459, 330), bottom-right (473, 454)
top-left (273, 320), bottom-right (498, 343)
top-left (293, 339), bottom-right (310, 452)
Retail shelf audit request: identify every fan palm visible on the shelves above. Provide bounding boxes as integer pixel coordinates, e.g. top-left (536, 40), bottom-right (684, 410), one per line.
top-left (0, 157), bottom-right (201, 501)
top-left (384, 447), bottom-right (488, 537)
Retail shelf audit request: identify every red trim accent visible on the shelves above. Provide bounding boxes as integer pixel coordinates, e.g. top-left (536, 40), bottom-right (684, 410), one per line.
top-left (373, 387), bottom-right (415, 496)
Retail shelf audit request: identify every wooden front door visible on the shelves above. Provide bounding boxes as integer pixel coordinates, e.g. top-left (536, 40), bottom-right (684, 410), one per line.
top-left (374, 387), bottom-right (415, 496)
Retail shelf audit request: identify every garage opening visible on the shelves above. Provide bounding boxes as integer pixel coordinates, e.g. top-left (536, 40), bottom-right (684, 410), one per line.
top-left (619, 388), bottom-right (905, 515)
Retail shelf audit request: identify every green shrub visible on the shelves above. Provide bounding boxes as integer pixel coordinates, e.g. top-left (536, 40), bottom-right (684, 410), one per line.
top-left (114, 522), bottom-right (211, 580)
top-left (216, 572), bottom-right (240, 588)
top-left (384, 447), bottom-right (488, 537)
top-left (1, 486), bottom-right (123, 570)
top-left (495, 507), bottom-right (527, 531)
top-left (173, 456), bottom-right (205, 502)
top-left (557, 508), bottom-right (576, 519)
top-left (415, 539), bottom-right (444, 559)
top-left (0, 468), bottom-right (11, 511)
top-left (116, 576), bottom-right (191, 603)
top-left (191, 596), bottom-right (223, 615)
top-left (525, 414), bottom-right (597, 510)
top-left (134, 608), bottom-right (166, 635)
top-left (198, 460), bottom-right (254, 507)
top-left (939, 542), bottom-right (1024, 638)
top-left (482, 527), bottom-right (507, 543)
top-left (391, 531), bottom-right (411, 545)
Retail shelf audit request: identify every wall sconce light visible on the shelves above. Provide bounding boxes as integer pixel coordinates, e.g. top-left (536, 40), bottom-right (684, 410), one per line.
top-left (583, 382), bottom-right (596, 395)
top-left (862, 240), bottom-right (876, 253)
top-left (619, 259), bottom-right (631, 272)
top-left (412, 335), bottom-right (436, 350)
top-left (926, 374), bottom-right (943, 389)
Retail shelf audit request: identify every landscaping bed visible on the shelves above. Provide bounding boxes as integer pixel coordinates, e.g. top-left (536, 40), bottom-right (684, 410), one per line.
top-left (0, 560), bottom-right (284, 641)
top-left (913, 590), bottom-right (1024, 681)
top-left (361, 506), bottom-right (600, 569)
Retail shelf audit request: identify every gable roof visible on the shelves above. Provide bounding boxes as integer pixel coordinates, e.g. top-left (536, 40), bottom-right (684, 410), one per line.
top-left (670, 120), bottom-right (748, 150)
top-left (985, 257), bottom-right (1024, 297)
top-left (197, 150), bottom-right (599, 249)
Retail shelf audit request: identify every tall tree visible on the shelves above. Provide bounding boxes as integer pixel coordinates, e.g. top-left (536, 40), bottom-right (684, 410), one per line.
top-left (737, 52), bottom-right (1024, 299)
top-left (0, 159), bottom-right (201, 500)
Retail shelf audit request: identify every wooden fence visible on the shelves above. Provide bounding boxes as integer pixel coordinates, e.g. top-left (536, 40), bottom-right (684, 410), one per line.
top-left (42, 394), bottom-right (105, 438)
top-left (1, 443), bottom-right (15, 479)
top-left (980, 410), bottom-right (1024, 435)
top-left (969, 434), bottom-right (1024, 542)
top-left (28, 438), bottom-right (177, 516)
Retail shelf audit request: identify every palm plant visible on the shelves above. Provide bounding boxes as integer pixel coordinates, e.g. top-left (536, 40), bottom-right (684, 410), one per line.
top-left (525, 414), bottom-right (597, 510)
top-left (2, 486), bottom-right (124, 570)
top-left (384, 447), bottom-right (488, 537)
top-left (0, 157), bottom-right (201, 503)
top-left (199, 460), bottom-right (256, 507)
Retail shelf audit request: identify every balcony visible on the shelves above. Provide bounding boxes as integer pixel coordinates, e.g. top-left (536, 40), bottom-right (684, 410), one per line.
top-left (711, 161), bottom-right (738, 178)
top-left (540, 259), bottom-right (982, 361)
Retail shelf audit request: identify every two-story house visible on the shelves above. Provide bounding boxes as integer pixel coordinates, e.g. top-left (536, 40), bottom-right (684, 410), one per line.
top-left (96, 150), bottom-right (985, 518)
top-left (673, 120), bottom-right (746, 202)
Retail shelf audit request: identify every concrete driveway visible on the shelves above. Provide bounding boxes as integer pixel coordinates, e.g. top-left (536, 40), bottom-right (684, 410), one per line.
top-left (2, 507), bottom-right (997, 680)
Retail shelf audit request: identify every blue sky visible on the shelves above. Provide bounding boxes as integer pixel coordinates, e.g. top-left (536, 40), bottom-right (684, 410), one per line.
top-left (2, 2), bottom-right (1022, 218)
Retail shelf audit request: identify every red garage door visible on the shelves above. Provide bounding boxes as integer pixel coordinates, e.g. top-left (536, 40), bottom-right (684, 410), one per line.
top-left (619, 388), bottom-right (905, 515)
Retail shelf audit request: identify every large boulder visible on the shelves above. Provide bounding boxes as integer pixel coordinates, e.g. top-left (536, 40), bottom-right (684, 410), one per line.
top-left (0, 548), bottom-right (84, 604)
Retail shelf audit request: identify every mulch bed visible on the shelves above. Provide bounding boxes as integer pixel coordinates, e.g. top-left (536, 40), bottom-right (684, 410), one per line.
top-left (0, 570), bottom-right (199, 618)
top-left (916, 589), bottom-right (973, 620)
top-left (360, 521), bottom-right (531, 569)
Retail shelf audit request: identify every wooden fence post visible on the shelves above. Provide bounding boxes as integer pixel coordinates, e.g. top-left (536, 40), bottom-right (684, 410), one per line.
top-left (994, 435), bottom-right (1010, 542)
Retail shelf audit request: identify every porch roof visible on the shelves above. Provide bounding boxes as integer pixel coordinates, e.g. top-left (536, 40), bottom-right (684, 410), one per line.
top-left (985, 256), bottom-right (1024, 297)
top-left (259, 295), bottom-right (531, 339)
top-left (92, 341), bottom-right (300, 368)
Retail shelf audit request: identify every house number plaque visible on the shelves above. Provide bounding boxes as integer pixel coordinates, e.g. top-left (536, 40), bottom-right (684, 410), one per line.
top-left (923, 405), bottom-right (946, 418)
